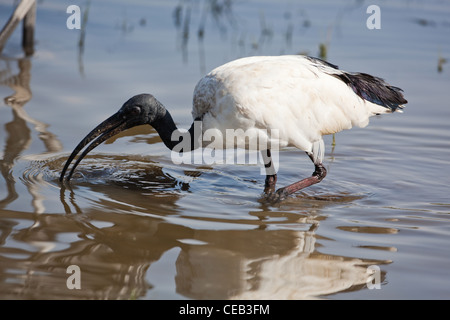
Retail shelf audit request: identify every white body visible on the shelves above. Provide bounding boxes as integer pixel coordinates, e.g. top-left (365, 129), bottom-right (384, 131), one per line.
top-left (192, 55), bottom-right (394, 164)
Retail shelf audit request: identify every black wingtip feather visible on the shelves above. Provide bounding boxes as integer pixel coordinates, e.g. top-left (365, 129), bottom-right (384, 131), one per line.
top-left (305, 56), bottom-right (407, 112)
top-left (336, 72), bottom-right (407, 112)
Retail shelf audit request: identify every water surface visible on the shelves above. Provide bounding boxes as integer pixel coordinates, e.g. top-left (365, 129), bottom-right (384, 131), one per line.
top-left (0, 0), bottom-right (449, 299)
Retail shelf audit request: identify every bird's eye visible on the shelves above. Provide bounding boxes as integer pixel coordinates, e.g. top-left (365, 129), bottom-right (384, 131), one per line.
top-left (130, 106), bottom-right (141, 116)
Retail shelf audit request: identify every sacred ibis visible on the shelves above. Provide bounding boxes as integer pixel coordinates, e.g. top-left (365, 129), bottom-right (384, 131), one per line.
top-left (60, 55), bottom-right (407, 201)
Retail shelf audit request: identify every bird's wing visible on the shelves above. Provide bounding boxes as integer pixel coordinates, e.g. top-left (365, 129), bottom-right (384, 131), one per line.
top-left (305, 56), bottom-right (407, 112)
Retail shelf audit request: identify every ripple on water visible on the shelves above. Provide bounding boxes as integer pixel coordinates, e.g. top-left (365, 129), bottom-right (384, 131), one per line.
top-left (22, 152), bottom-right (373, 205)
top-left (16, 152), bottom-right (378, 236)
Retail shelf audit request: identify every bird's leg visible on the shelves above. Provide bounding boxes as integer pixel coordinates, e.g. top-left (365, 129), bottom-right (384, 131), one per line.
top-left (265, 174), bottom-right (277, 193)
top-left (267, 153), bottom-right (327, 202)
top-left (261, 149), bottom-right (277, 193)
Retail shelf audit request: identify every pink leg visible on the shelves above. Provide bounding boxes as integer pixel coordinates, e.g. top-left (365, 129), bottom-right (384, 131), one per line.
top-left (266, 153), bottom-right (327, 202)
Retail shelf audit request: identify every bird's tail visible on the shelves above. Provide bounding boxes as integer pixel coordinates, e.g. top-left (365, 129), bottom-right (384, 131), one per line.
top-left (336, 72), bottom-right (407, 112)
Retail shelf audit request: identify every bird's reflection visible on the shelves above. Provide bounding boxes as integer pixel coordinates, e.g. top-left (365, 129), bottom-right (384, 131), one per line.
top-left (0, 56), bottom-right (62, 212)
top-left (1, 167), bottom-right (388, 299)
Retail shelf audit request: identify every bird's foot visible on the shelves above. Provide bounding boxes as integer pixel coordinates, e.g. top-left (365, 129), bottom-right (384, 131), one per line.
top-left (265, 187), bottom-right (289, 204)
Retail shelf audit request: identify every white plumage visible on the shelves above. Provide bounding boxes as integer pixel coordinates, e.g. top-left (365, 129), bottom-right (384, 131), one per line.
top-left (193, 55), bottom-right (401, 165)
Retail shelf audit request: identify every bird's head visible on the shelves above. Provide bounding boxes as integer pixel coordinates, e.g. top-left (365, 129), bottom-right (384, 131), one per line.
top-left (119, 93), bottom-right (166, 125)
top-left (59, 93), bottom-right (166, 182)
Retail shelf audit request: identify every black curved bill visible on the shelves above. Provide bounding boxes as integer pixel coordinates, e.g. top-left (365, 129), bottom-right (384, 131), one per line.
top-left (59, 112), bottom-right (134, 182)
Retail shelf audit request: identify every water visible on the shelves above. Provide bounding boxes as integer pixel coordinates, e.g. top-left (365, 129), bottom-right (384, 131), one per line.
top-left (0, 0), bottom-right (449, 300)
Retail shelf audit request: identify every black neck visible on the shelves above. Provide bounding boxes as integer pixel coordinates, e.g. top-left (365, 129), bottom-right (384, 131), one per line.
top-left (150, 109), bottom-right (200, 152)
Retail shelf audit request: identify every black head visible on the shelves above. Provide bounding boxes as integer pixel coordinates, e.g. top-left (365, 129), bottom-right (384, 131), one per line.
top-left (59, 93), bottom-right (166, 182)
top-left (120, 93), bottom-right (166, 125)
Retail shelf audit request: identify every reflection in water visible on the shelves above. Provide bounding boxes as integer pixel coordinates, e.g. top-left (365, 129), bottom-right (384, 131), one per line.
top-left (173, 0), bottom-right (290, 73)
top-left (174, 217), bottom-right (389, 299)
top-left (44, 164), bottom-right (387, 298)
top-left (173, 0), bottom-right (236, 71)
top-left (77, 0), bottom-right (91, 77)
top-left (1, 169), bottom-right (390, 299)
top-left (172, 0), bottom-right (365, 74)
top-left (57, 154), bottom-right (191, 215)
top-left (0, 56), bottom-right (62, 212)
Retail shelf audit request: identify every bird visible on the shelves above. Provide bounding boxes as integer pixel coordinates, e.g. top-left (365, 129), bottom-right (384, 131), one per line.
top-left (59, 55), bottom-right (407, 202)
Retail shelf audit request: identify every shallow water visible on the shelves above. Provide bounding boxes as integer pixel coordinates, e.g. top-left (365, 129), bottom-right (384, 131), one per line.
top-left (0, 0), bottom-right (450, 299)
